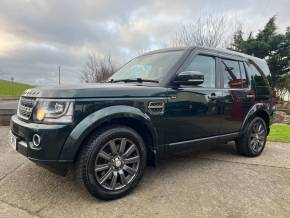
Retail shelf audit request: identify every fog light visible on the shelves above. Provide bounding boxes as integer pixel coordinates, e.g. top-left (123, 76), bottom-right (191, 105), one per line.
top-left (32, 134), bottom-right (41, 147)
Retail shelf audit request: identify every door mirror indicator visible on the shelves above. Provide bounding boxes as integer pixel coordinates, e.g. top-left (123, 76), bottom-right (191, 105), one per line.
top-left (174, 71), bottom-right (204, 86)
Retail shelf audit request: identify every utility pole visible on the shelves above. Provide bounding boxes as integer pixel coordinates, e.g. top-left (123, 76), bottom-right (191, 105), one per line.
top-left (58, 65), bottom-right (61, 85)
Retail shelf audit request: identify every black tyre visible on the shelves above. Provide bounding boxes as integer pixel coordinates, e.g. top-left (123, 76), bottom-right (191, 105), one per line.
top-left (76, 125), bottom-right (147, 200)
top-left (236, 117), bottom-right (268, 157)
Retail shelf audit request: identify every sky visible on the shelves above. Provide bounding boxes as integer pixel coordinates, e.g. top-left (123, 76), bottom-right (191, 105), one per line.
top-left (0, 0), bottom-right (289, 85)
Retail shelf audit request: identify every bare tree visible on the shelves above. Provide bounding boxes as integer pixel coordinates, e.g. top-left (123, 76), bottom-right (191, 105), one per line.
top-left (171, 15), bottom-right (241, 48)
top-left (81, 53), bottom-right (115, 83)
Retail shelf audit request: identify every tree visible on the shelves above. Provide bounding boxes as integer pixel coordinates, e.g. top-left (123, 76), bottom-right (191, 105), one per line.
top-left (171, 15), bottom-right (240, 48)
top-left (231, 16), bottom-right (290, 94)
top-left (81, 53), bottom-right (115, 83)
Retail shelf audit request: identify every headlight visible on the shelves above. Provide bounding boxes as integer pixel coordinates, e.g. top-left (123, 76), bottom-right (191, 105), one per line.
top-left (33, 99), bottom-right (74, 124)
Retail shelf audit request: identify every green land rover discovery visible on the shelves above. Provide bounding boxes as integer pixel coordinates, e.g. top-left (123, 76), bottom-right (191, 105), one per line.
top-left (10, 47), bottom-right (274, 200)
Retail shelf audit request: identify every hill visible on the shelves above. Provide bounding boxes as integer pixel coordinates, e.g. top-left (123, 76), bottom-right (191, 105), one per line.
top-left (0, 80), bottom-right (33, 97)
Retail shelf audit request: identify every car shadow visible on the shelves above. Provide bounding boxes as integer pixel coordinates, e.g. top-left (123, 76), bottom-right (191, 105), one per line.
top-left (160, 141), bottom-right (239, 162)
top-left (66, 142), bottom-right (239, 198)
top-left (2, 141), bottom-right (237, 207)
top-left (69, 141), bottom-right (240, 200)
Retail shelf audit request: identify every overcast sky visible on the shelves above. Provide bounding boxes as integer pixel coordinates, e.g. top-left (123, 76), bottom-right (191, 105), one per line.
top-left (0, 0), bottom-right (289, 85)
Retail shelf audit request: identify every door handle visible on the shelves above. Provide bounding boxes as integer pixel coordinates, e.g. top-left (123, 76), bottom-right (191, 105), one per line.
top-left (246, 94), bottom-right (255, 98)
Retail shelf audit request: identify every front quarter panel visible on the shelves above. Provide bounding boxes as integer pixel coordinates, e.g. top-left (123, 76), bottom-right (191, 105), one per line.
top-left (59, 105), bottom-right (157, 161)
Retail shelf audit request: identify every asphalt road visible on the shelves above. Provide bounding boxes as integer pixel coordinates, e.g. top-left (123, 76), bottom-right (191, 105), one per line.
top-left (1, 126), bottom-right (290, 218)
top-left (0, 101), bottom-right (18, 110)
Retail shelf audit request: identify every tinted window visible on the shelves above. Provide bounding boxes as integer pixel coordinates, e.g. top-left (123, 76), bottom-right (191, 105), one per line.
top-left (221, 59), bottom-right (242, 88)
top-left (184, 55), bottom-right (216, 88)
top-left (245, 62), bottom-right (268, 86)
top-left (239, 62), bottom-right (249, 88)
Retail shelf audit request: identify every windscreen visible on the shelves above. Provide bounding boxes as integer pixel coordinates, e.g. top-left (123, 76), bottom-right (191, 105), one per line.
top-left (110, 51), bottom-right (184, 82)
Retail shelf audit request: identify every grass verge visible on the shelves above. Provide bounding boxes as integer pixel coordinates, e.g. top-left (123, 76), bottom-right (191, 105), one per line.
top-left (0, 80), bottom-right (33, 97)
top-left (268, 123), bottom-right (290, 143)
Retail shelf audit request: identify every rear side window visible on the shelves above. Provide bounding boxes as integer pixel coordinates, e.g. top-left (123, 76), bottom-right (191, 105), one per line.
top-left (245, 62), bottom-right (268, 86)
top-left (184, 55), bottom-right (216, 88)
top-left (221, 59), bottom-right (243, 88)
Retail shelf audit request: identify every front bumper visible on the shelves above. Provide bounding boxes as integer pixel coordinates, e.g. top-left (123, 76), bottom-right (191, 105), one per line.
top-left (10, 115), bottom-right (73, 175)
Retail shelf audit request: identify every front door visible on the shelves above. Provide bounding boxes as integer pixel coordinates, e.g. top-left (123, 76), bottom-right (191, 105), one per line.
top-left (164, 54), bottom-right (224, 146)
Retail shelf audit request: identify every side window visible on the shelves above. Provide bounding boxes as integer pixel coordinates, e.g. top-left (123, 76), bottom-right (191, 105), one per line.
top-left (245, 62), bottom-right (268, 86)
top-left (184, 55), bottom-right (216, 88)
top-left (221, 59), bottom-right (242, 88)
top-left (239, 62), bottom-right (249, 88)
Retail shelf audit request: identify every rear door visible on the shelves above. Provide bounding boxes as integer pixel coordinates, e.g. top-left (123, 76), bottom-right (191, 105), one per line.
top-left (219, 58), bottom-right (253, 134)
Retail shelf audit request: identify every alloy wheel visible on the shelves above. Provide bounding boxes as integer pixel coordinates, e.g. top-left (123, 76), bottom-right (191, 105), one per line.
top-left (94, 138), bottom-right (140, 191)
top-left (249, 120), bottom-right (266, 153)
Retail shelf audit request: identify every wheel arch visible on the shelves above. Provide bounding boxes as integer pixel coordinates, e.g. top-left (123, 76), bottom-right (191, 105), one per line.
top-left (241, 103), bottom-right (271, 134)
top-left (59, 105), bottom-right (158, 165)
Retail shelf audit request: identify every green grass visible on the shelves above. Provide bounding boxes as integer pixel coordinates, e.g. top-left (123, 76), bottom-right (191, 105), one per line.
top-left (0, 80), bottom-right (33, 97)
top-left (268, 123), bottom-right (290, 143)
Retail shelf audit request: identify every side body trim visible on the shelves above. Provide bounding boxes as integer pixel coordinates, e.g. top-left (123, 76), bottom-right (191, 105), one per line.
top-left (168, 132), bottom-right (240, 147)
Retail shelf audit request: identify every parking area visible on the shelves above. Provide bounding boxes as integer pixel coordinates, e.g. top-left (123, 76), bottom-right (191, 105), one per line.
top-left (1, 126), bottom-right (290, 217)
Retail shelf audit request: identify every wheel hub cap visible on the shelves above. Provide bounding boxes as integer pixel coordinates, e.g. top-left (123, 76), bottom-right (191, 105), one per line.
top-left (113, 157), bottom-right (122, 168)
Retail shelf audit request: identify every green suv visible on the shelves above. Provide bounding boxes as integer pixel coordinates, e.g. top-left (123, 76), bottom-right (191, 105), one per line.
top-left (10, 47), bottom-right (274, 200)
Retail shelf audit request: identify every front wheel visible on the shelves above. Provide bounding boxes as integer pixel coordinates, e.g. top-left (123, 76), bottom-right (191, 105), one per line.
top-left (236, 117), bottom-right (268, 157)
top-left (76, 126), bottom-right (147, 200)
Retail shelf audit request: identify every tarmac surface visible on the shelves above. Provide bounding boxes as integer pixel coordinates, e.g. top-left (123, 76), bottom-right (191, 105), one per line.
top-left (1, 126), bottom-right (290, 218)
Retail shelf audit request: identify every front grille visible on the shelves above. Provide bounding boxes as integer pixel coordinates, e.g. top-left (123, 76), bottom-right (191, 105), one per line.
top-left (17, 97), bottom-right (36, 120)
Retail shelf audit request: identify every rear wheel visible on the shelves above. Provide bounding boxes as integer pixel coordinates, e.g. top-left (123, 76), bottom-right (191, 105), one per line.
top-left (76, 126), bottom-right (147, 200)
top-left (236, 117), bottom-right (268, 157)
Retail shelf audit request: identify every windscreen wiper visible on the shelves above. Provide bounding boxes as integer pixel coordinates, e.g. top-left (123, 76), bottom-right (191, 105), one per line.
top-left (110, 78), bottom-right (159, 83)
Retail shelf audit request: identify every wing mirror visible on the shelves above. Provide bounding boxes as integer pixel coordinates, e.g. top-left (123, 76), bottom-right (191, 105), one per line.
top-left (174, 71), bottom-right (204, 86)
